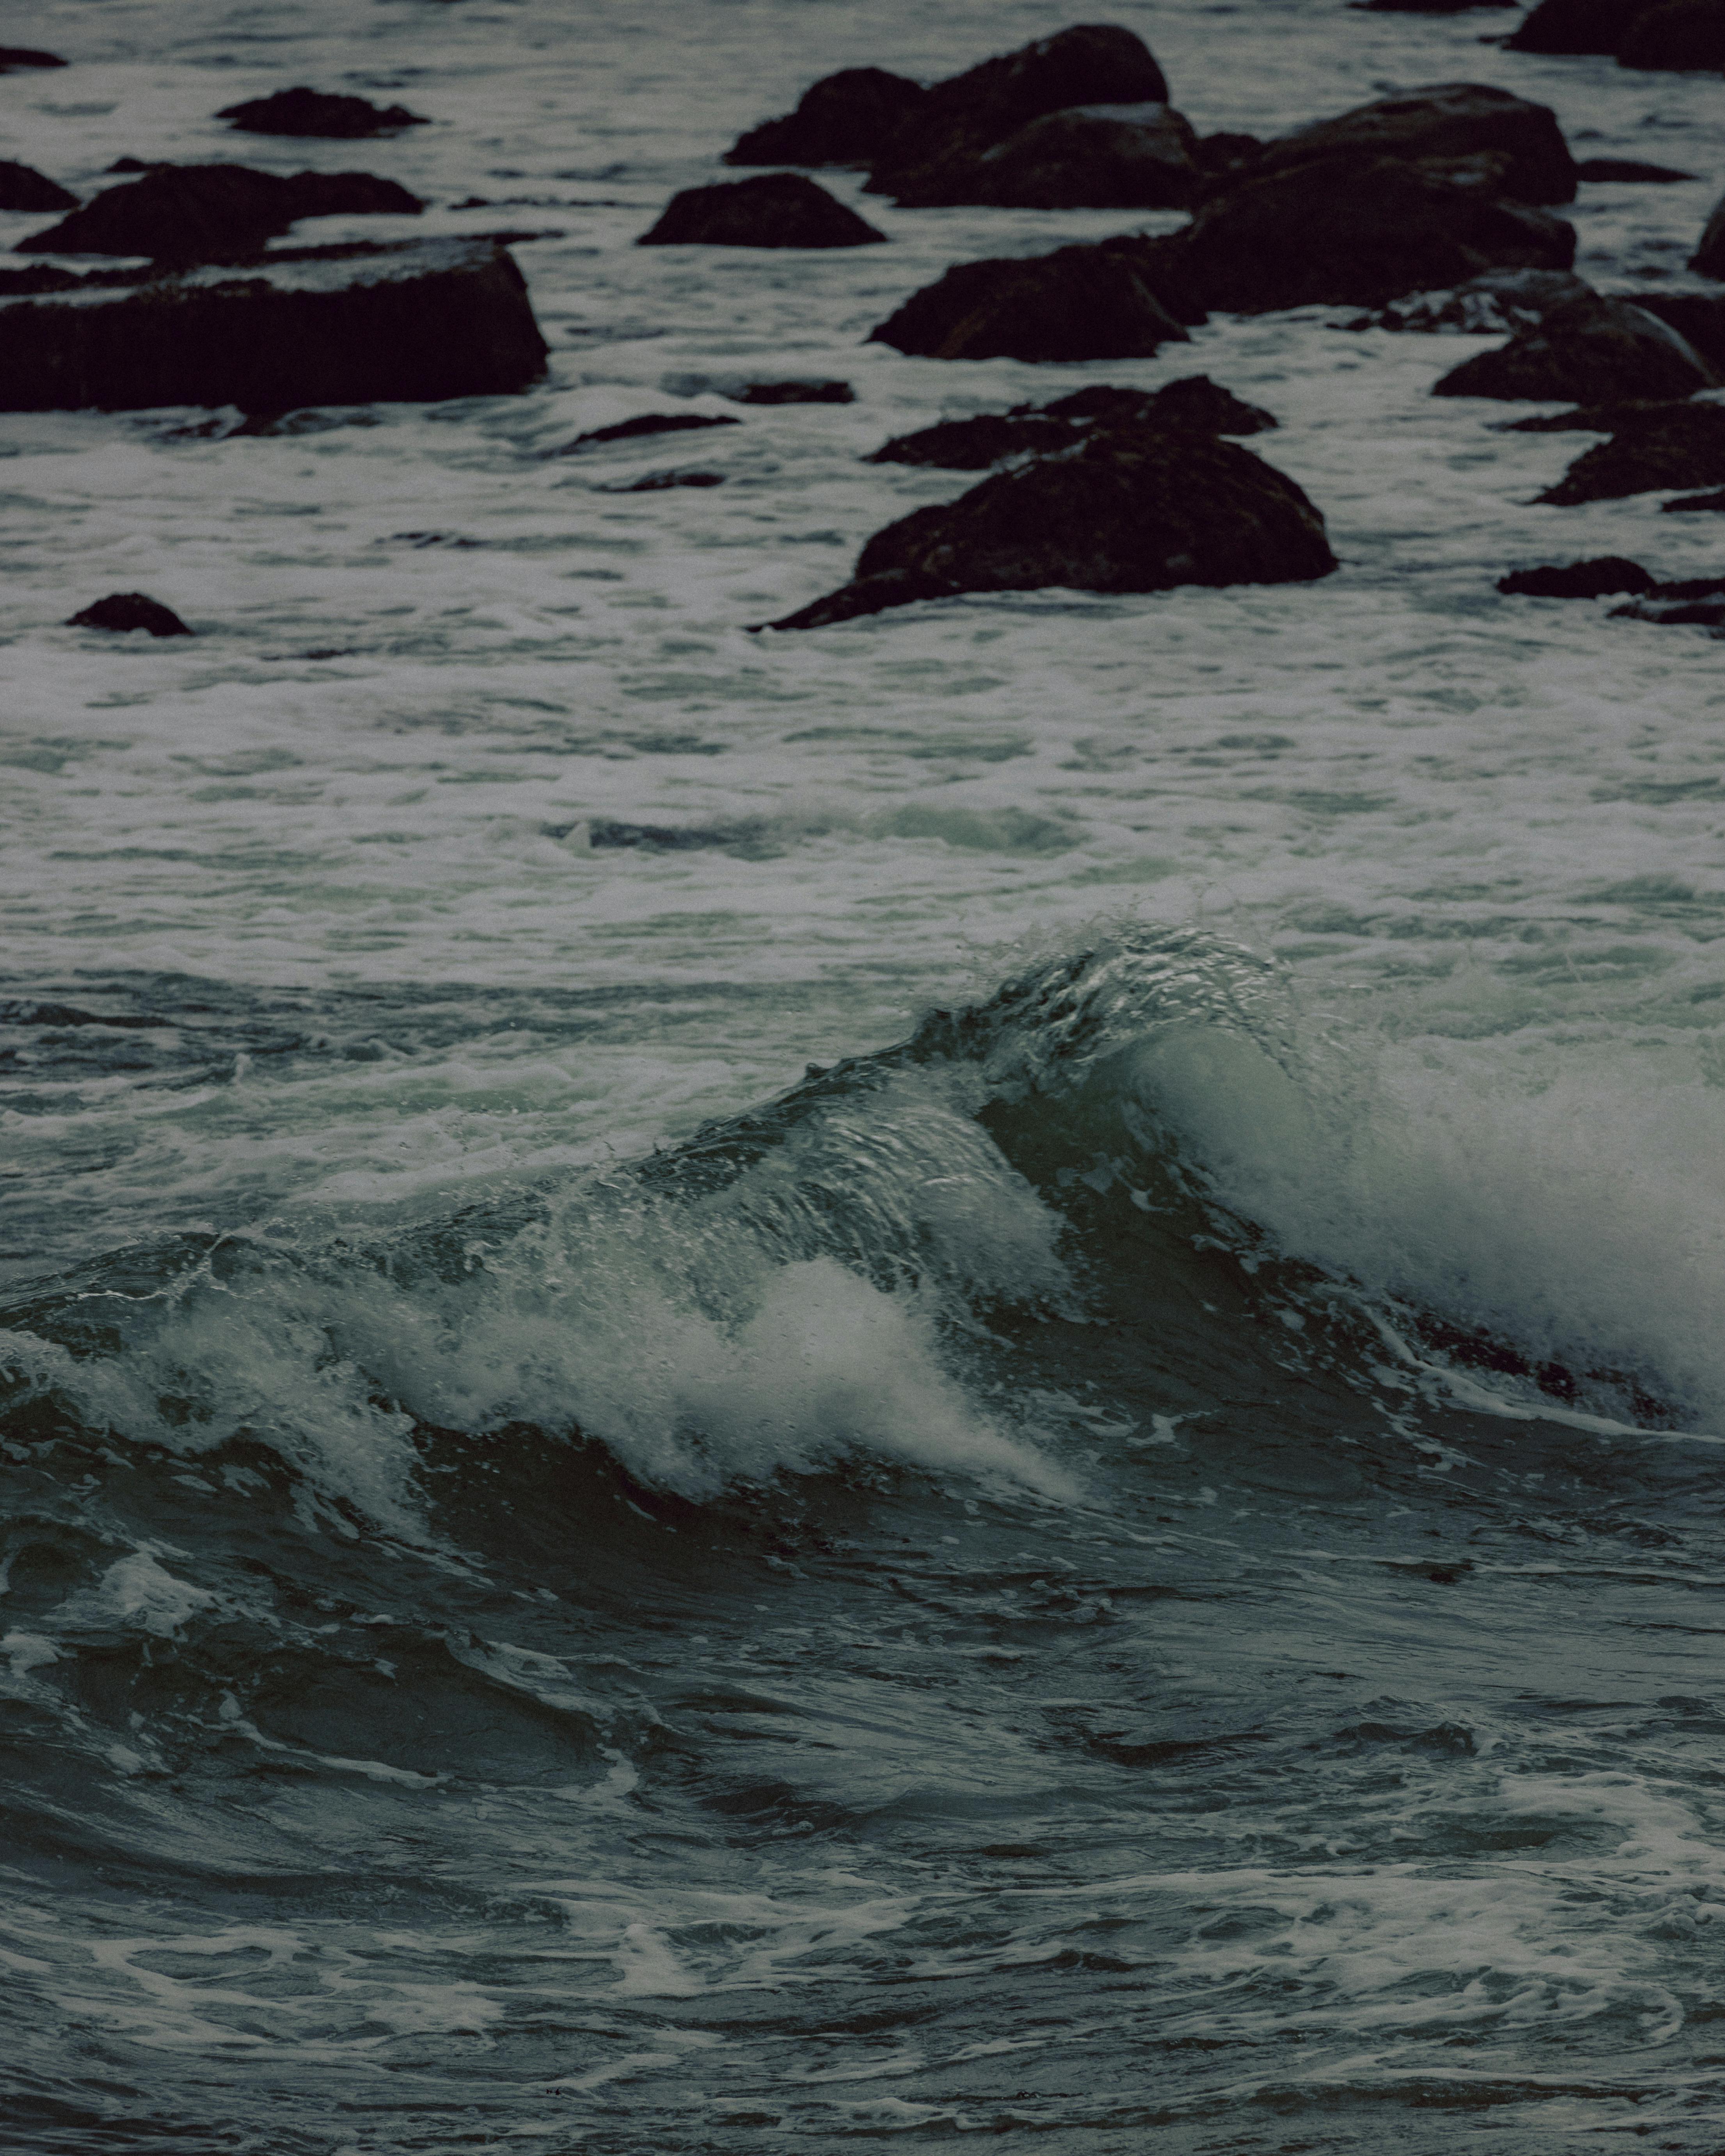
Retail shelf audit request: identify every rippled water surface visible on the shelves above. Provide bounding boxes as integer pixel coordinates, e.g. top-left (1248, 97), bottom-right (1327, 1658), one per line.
top-left (5, 0), bottom-right (1725, 2149)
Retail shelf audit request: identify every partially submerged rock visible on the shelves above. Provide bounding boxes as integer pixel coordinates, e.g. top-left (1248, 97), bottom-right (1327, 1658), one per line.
top-left (1694, 193), bottom-right (1725, 280)
top-left (560, 413), bottom-right (741, 451)
top-left (953, 101), bottom-right (1199, 210)
top-left (1030, 375), bottom-right (1278, 432)
top-left (1539, 401), bottom-right (1725, 503)
top-left (1497, 556), bottom-right (1654, 596)
top-left (764, 424), bottom-right (1336, 629)
top-left (1663, 487), bottom-right (1725, 510)
top-left (0, 239), bottom-right (547, 411)
top-left (1617, 0), bottom-right (1725, 67)
top-left (68, 593), bottom-right (192, 636)
top-left (1254, 83), bottom-right (1578, 203)
top-left (724, 68), bottom-right (926, 167)
top-left (608, 469), bottom-right (727, 492)
top-left (726, 378), bottom-right (854, 404)
top-left (1495, 395), bottom-right (1694, 430)
top-left (1433, 293), bottom-right (1720, 401)
top-left (867, 412), bottom-right (1083, 468)
top-left (1506, 0), bottom-right (1650, 52)
top-left (1179, 152), bottom-right (1575, 313)
top-left (0, 161), bottom-right (76, 213)
top-left (870, 241), bottom-right (1188, 361)
top-left (865, 25), bottom-right (1169, 206)
top-left (0, 48), bottom-right (65, 71)
top-left (868, 375), bottom-right (1276, 468)
top-left (217, 87), bottom-right (430, 136)
top-left (19, 163), bottom-right (423, 261)
top-left (1574, 156), bottom-right (1695, 181)
top-left (1354, 0), bottom-right (1515, 11)
top-left (638, 172), bottom-right (886, 247)
top-left (1360, 266), bottom-right (1593, 332)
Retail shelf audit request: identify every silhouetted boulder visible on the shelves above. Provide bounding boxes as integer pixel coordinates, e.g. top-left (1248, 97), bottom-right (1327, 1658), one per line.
top-left (68, 593), bottom-right (192, 636)
top-left (870, 241), bottom-right (1188, 361)
top-left (868, 374), bottom-right (1276, 468)
top-left (1575, 156), bottom-right (1695, 180)
top-left (1507, 0), bottom-right (1651, 52)
top-left (1539, 401), bottom-right (1725, 501)
top-left (19, 163), bottom-right (423, 261)
top-left (1497, 556), bottom-right (1654, 595)
top-left (0, 239), bottom-right (547, 411)
top-left (953, 101), bottom-right (1199, 208)
top-left (217, 87), bottom-right (430, 136)
top-left (1362, 266), bottom-right (1593, 332)
top-left (1617, 0), bottom-right (1725, 67)
top-left (1433, 293), bottom-right (1719, 400)
top-left (561, 413), bottom-right (741, 451)
top-left (1255, 83), bottom-right (1577, 203)
top-left (1694, 193), bottom-right (1725, 279)
top-left (725, 69), bottom-right (926, 167)
top-left (764, 424), bottom-right (1335, 629)
top-left (639, 173), bottom-right (885, 247)
top-left (0, 161), bottom-right (76, 212)
top-left (866, 26), bottom-right (1169, 206)
top-left (1180, 153), bottom-right (1575, 313)
top-left (0, 48), bottom-right (65, 71)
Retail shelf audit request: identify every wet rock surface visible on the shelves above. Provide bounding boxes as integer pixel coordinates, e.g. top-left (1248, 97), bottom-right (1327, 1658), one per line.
top-left (869, 241), bottom-right (1189, 361)
top-left (19, 163), bottom-right (423, 261)
top-left (1694, 192), bottom-right (1725, 279)
top-left (1432, 293), bottom-right (1720, 401)
top-left (1538, 401), bottom-right (1725, 501)
top-left (217, 87), bottom-right (430, 136)
top-left (638, 172), bottom-right (886, 247)
top-left (67, 593), bottom-right (192, 636)
top-left (766, 424), bottom-right (1336, 629)
top-left (1630, 291), bottom-right (1725, 368)
top-left (724, 68), bottom-right (926, 167)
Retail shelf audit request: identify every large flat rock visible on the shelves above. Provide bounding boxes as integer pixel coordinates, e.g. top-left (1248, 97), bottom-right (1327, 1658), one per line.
top-left (0, 239), bottom-right (548, 412)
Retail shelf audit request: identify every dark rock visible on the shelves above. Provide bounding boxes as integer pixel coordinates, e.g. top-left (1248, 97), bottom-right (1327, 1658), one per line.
top-left (870, 241), bottom-right (1188, 361)
top-left (1355, 0), bottom-right (1514, 7)
top-left (1433, 293), bottom-right (1719, 400)
top-left (107, 157), bottom-right (156, 173)
top-left (0, 162), bottom-right (76, 213)
top-left (0, 48), bottom-right (66, 71)
top-left (0, 265), bottom-right (84, 295)
top-left (1617, 0), bottom-right (1725, 67)
top-left (1496, 394), bottom-right (1697, 428)
top-left (1628, 291), bottom-right (1725, 367)
top-left (1695, 193), bottom-right (1725, 278)
top-left (1180, 152), bottom-right (1575, 313)
top-left (68, 593), bottom-right (192, 636)
top-left (868, 374), bottom-right (1276, 469)
top-left (1663, 486), bottom-right (1725, 509)
top-left (561, 413), bottom-right (741, 450)
top-left (724, 68), bottom-right (926, 167)
top-left (1362, 266), bottom-right (1594, 332)
top-left (217, 87), bottom-right (430, 136)
top-left (1575, 156), bottom-right (1696, 180)
top-left (866, 26), bottom-right (1169, 206)
top-left (1034, 375), bottom-right (1279, 433)
top-left (727, 378), bottom-right (854, 404)
top-left (764, 423), bottom-right (1336, 629)
top-left (1255, 83), bottom-right (1578, 204)
top-left (867, 413), bottom-right (1082, 468)
top-left (1194, 131), bottom-right (1261, 178)
top-left (1497, 556), bottom-right (1654, 595)
top-left (952, 101), bottom-right (1199, 210)
top-left (0, 239), bottom-right (548, 411)
top-left (1095, 231), bottom-right (1210, 323)
top-left (19, 164), bottom-right (423, 261)
top-left (1611, 595), bottom-right (1725, 624)
top-left (638, 172), bottom-right (885, 247)
top-left (610, 470), bottom-right (727, 492)
top-left (1539, 401), bottom-right (1725, 501)
top-left (1507, 0), bottom-right (1652, 51)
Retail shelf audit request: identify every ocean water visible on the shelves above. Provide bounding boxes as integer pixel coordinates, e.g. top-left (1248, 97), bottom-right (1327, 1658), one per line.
top-left (5, 0), bottom-right (1725, 2149)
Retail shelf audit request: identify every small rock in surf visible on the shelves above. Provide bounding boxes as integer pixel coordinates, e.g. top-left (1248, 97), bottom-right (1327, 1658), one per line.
top-left (638, 172), bottom-right (886, 247)
top-left (67, 593), bottom-right (193, 637)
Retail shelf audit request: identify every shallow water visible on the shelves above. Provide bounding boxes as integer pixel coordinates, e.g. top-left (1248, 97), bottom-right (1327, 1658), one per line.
top-left (5, 0), bottom-right (1725, 2149)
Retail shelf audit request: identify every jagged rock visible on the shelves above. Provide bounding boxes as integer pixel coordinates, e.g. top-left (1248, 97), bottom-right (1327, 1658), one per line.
top-left (217, 87), bottom-right (430, 136)
top-left (1254, 83), bottom-right (1578, 204)
top-left (0, 162), bottom-right (76, 212)
top-left (1575, 156), bottom-right (1695, 180)
top-left (867, 375), bottom-right (1276, 469)
top-left (19, 164), bottom-right (423, 261)
top-left (1507, 0), bottom-right (1652, 52)
top-left (727, 379), bottom-right (854, 403)
top-left (0, 239), bottom-right (547, 411)
top-left (1360, 266), bottom-right (1594, 332)
top-left (1497, 556), bottom-right (1654, 595)
top-left (953, 101), bottom-right (1199, 209)
top-left (561, 413), bottom-right (741, 450)
top-left (1433, 293), bottom-right (1719, 400)
top-left (865, 26), bottom-right (1169, 206)
top-left (724, 68), bottom-right (926, 167)
top-left (1617, 0), bottom-right (1725, 67)
top-left (68, 593), bottom-right (192, 636)
top-left (1539, 401), bottom-right (1725, 502)
top-left (870, 241), bottom-right (1188, 361)
top-left (638, 172), bottom-right (885, 247)
top-left (1663, 487), bottom-right (1725, 510)
top-left (1694, 193), bottom-right (1725, 279)
top-left (764, 424), bottom-right (1335, 629)
top-left (0, 48), bottom-right (65, 71)
top-left (1180, 153), bottom-right (1575, 313)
